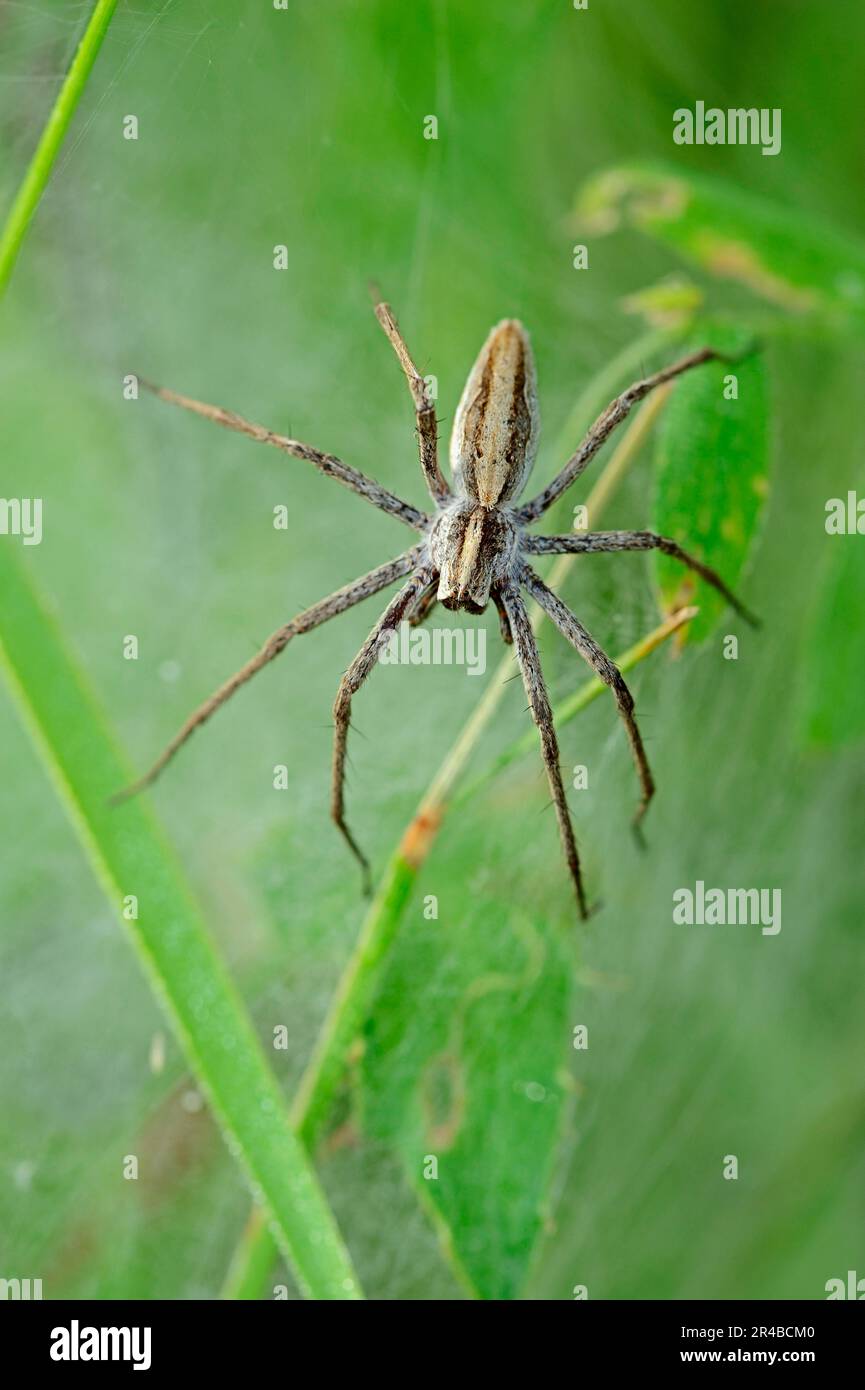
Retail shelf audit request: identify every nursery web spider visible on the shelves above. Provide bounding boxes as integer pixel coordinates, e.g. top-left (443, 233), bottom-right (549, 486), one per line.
top-left (117, 303), bottom-right (756, 919)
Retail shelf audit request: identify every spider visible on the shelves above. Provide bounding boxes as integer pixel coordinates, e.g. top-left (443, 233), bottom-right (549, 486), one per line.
top-left (117, 301), bottom-right (756, 919)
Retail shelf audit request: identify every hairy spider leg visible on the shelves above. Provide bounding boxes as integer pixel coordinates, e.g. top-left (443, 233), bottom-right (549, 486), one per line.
top-left (137, 376), bottom-right (429, 531)
top-left (523, 531), bottom-right (759, 627)
top-left (499, 582), bottom-right (589, 919)
top-left (522, 566), bottom-right (655, 835)
top-left (331, 566), bottom-right (435, 893)
top-left (517, 346), bottom-right (730, 523)
top-left (112, 547), bottom-right (424, 802)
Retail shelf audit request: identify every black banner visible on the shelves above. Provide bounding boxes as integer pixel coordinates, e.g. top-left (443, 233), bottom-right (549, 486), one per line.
top-left (1, 1299), bottom-right (860, 1374)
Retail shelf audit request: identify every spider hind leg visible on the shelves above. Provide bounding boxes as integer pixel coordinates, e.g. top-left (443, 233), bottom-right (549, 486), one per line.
top-left (522, 565), bottom-right (655, 835)
top-left (500, 582), bottom-right (589, 921)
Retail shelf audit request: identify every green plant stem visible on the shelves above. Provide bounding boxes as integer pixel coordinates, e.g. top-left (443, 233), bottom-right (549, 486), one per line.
top-left (0, 545), bottom-right (362, 1301)
top-left (221, 329), bottom-right (682, 1298)
top-left (0, 0), bottom-right (363, 1300)
top-left (221, 849), bottom-right (419, 1298)
top-left (0, 0), bottom-right (119, 295)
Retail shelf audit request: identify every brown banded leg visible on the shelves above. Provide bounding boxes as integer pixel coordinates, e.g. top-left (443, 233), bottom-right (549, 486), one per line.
top-left (493, 591), bottom-right (513, 644)
top-left (373, 300), bottom-right (451, 505)
top-left (517, 346), bottom-right (736, 524)
top-left (522, 530), bottom-right (758, 626)
top-left (112, 546), bottom-right (425, 802)
top-left (521, 565), bottom-right (655, 836)
top-left (499, 583), bottom-right (589, 920)
top-left (137, 376), bottom-right (429, 532)
top-left (407, 581), bottom-right (438, 628)
top-left (331, 567), bottom-right (435, 893)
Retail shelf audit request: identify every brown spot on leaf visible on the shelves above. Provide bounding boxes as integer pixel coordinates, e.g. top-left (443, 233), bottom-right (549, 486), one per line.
top-left (400, 805), bottom-right (442, 868)
top-left (693, 232), bottom-right (819, 312)
top-left (421, 1050), bottom-right (466, 1151)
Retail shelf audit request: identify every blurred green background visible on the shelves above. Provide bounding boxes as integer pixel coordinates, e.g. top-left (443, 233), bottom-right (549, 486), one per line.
top-left (1, 0), bottom-right (863, 1299)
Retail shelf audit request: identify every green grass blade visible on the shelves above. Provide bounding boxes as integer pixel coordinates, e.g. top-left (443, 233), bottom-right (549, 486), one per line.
top-left (0, 0), bottom-right (119, 295)
top-left (0, 546), bottom-right (362, 1301)
top-left (221, 852), bottom-right (420, 1298)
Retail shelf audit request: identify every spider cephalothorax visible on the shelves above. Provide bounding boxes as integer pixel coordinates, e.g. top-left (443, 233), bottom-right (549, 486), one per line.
top-left (430, 497), bottom-right (520, 613)
top-left (118, 302), bottom-right (755, 918)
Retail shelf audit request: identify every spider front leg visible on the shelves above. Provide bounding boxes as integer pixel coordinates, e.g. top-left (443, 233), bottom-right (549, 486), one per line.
top-left (517, 346), bottom-right (731, 524)
top-left (521, 566), bottom-right (655, 837)
top-left (374, 300), bottom-right (451, 505)
top-left (499, 583), bottom-right (589, 920)
top-left (136, 376), bottom-right (429, 531)
top-left (332, 565), bottom-right (436, 893)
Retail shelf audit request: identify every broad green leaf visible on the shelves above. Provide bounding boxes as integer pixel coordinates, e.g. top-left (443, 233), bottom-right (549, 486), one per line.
top-left (0, 546), bottom-right (361, 1301)
top-left (577, 165), bottom-right (865, 335)
top-left (652, 323), bottom-right (770, 642)
top-left (797, 490), bottom-right (865, 747)
top-left (360, 892), bottom-right (574, 1300)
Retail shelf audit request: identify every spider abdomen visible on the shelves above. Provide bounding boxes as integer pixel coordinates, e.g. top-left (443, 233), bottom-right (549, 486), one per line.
top-left (449, 319), bottom-right (540, 507)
